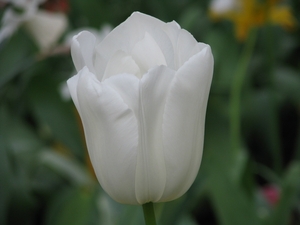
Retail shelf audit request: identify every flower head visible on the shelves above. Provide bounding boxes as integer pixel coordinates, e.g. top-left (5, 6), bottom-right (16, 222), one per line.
top-left (68, 12), bottom-right (214, 205)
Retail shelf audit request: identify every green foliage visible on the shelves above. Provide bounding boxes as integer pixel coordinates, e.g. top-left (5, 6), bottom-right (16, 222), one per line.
top-left (0, 0), bottom-right (300, 224)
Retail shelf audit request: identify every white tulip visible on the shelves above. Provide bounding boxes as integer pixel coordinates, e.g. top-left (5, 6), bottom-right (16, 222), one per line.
top-left (67, 12), bottom-right (214, 205)
top-left (64, 24), bottom-right (113, 47)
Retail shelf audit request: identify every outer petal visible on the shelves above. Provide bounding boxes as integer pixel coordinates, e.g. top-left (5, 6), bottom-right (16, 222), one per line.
top-left (162, 21), bottom-right (208, 69)
top-left (67, 73), bottom-right (80, 111)
top-left (70, 67), bottom-right (139, 204)
top-left (175, 29), bottom-right (208, 69)
top-left (135, 66), bottom-right (175, 204)
top-left (104, 66), bottom-right (175, 204)
top-left (160, 45), bottom-right (214, 202)
top-left (71, 31), bottom-right (96, 73)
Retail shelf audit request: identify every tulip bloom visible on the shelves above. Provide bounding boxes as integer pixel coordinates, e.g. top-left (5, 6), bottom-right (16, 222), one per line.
top-left (68, 12), bottom-right (213, 205)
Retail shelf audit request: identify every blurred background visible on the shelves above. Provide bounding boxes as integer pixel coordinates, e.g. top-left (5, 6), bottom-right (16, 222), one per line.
top-left (0, 0), bottom-right (300, 224)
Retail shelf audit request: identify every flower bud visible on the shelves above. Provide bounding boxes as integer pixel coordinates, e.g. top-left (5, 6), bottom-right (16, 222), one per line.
top-left (68, 12), bottom-right (214, 205)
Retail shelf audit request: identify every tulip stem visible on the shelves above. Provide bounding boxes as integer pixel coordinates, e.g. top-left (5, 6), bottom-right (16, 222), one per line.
top-left (230, 28), bottom-right (257, 155)
top-left (142, 202), bottom-right (157, 225)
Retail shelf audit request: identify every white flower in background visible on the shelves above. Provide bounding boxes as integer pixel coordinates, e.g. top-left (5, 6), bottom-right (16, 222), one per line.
top-left (210, 0), bottom-right (239, 14)
top-left (59, 82), bottom-right (72, 101)
top-left (67, 12), bottom-right (214, 204)
top-left (24, 10), bottom-right (68, 51)
top-left (0, 0), bottom-right (68, 51)
top-left (0, 0), bottom-right (45, 42)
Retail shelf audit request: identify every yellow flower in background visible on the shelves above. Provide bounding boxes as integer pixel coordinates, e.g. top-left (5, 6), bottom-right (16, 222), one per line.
top-left (210, 0), bottom-right (297, 41)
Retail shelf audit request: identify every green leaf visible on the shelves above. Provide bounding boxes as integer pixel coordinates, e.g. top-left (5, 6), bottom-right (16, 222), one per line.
top-left (274, 67), bottom-right (300, 104)
top-left (45, 187), bottom-right (95, 225)
top-left (242, 89), bottom-right (283, 173)
top-left (0, 104), bottom-right (42, 225)
top-left (178, 215), bottom-right (198, 225)
top-left (26, 63), bottom-right (85, 160)
top-left (204, 29), bottom-right (240, 94)
top-left (0, 106), bottom-right (12, 225)
top-left (94, 193), bottom-right (143, 225)
top-left (0, 29), bottom-right (36, 88)
top-left (38, 149), bottom-right (93, 186)
top-left (204, 104), bottom-right (260, 225)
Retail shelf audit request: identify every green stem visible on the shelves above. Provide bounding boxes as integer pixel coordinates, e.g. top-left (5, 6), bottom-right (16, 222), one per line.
top-left (265, 22), bottom-right (282, 174)
top-left (142, 202), bottom-right (157, 225)
top-left (230, 29), bottom-right (257, 155)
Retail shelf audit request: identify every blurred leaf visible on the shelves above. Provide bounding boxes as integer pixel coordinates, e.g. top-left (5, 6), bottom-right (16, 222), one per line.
top-left (156, 173), bottom-right (208, 224)
top-left (157, 197), bottom-right (187, 225)
top-left (274, 67), bottom-right (300, 104)
top-left (230, 149), bottom-right (249, 184)
top-left (178, 7), bottom-right (204, 31)
top-left (209, 169), bottom-right (260, 225)
top-left (0, 104), bottom-right (42, 225)
top-left (6, 115), bottom-right (43, 157)
top-left (243, 90), bottom-right (282, 171)
top-left (264, 162), bottom-right (300, 225)
top-left (0, 29), bottom-right (36, 88)
top-left (95, 193), bottom-right (116, 225)
top-left (0, 106), bottom-right (12, 225)
top-left (204, 103), bottom-right (260, 225)
top-left (178, 215), bottom-right (198, 225)
top-left (117, 204), bottom-right (144, 225)
top-left (45, 187), bottom-right (95, 225)
top-left (204, 28), bottom-right (240, 94)
top-left (95, 193), bottom-right (143, 225)
top-left (70, 0), bottom-right (107, 27)
top-left (38, 149), bottom-right (93, 186)
top-left (26, 65), bottom-right (85, 160)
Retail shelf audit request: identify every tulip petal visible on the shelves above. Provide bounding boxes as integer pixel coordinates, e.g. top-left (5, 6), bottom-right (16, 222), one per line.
top-left (131, 32), bottom-right (167, 75)
top-left (102, 50), bottom-right (140, 80)
top-left (134, 65), bottom-right (175, 204)
top-left (160, 46), bottom-right (213, 202)
top-left (175, 29), bottom-right (208, 69)
top-left (95, 12), bottom-right (176, 78)
top-left (96, 12), bottom-right (163, 58)
top-left (163, 21), bottom-right (181, 48)
top-left (71, 31), bottom-right (96, 73)
top-left (103, 73), bottom-right (139, 116)
top-left (150, 27), bottom-right (175, 70)
top-left (105, 66), bottom-right (175, 204)
top-left (67, 73), bottom-right (80, 111)
top-left (73, 67), bottom-right (139, 204)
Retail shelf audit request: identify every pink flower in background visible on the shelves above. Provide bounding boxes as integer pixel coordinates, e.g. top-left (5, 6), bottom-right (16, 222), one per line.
top-left (261, 184), bottom-right (280, 206)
